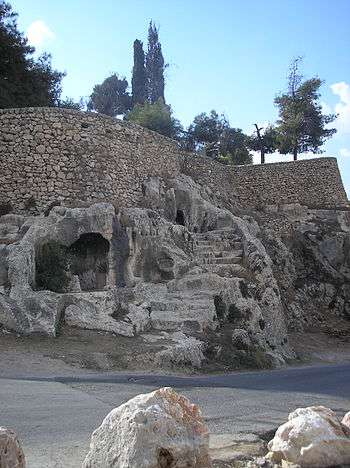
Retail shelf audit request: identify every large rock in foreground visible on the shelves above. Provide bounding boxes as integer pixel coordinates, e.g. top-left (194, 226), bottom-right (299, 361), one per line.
top-left (267, 406), bottom-right (350, 467)
top-left (0, 427), bottom-right (26, 468)
top-left (83, 387), bottom-right (211, 468)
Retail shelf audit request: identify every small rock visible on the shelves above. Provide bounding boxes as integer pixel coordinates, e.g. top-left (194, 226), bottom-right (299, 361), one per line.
top-left (0, 426), bottom-right (26, 468)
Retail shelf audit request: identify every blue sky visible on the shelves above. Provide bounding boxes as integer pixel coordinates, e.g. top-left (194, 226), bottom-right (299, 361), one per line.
top-left (13, 0), bottom-right (350, 197)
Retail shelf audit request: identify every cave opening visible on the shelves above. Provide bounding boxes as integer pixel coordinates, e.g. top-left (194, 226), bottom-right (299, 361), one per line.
top-left (68, 233), bottom-right (110, 291)
top-left (175, 209), bottom-right (185, 226)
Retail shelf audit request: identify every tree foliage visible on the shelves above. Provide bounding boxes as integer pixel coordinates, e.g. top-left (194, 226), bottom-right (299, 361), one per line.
top-left (35, 241), bottom-right (70, 293)
top-left (146, 21), bottom-right (165, 104)
top-left (248, 125), bottom-right (278, 164)
top-left (126, 98), bottom-right (182, 139)
top-left (219, 128), bottom-right (253, 165)
top-left (186, 110), bottom-right (252, 165)
top-left (132, 39), bottom-right (147, 106)
top-left (0, 1), bottom-right (65, 108)
top-left (187, 110), bottom-right (229, 158)
top-left (87, 74), bottom-right (132, 116)
top-left (57, 96), bottom-right (85, 111)
top-left (274, 57), bottom-right (337, 160)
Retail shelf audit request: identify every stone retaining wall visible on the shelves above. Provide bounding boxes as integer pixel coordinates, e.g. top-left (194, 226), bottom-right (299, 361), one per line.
top-left (0, 107), bottom-right (348, 213)
top-left (183, 153), bottom-right (349, 209)
top-left (0, 107), bottom-right (181, 212)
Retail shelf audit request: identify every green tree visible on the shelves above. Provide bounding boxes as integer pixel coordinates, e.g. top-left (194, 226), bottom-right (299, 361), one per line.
top-left (132, 39), bottom-right (147, 106)
top-left (219, 128), bottom-right (253, 165)
top-left (188, 110), bottom-right (229, 158)
top-left (146, 21), bottom-right (165, 104)
top-left (248, 124), bottom-right (278, 164)
top-left (87, 74), bottom-right (132, 116)
top-left (126, 98), bottom-right (182, 139)
top-left (275, 57), bottom-right (337, 161)
top-left (0, 1), bottom-right (65, 108)
top-left (187, 111), bottom-right (252, 164)
top-left (58, 96), bottom-right (85, 110)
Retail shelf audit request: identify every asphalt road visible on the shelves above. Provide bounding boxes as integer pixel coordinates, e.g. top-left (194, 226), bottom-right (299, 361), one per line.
top-left (1, 364), bottom-right (350, 468)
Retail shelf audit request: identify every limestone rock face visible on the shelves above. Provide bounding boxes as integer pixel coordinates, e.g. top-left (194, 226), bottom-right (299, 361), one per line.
top-left (83, 387), bottom-right (211, 468)
top-left (267, 406), bottom-right (350, 467)
top-left (0, 427), bottom-right (26, 468)
top-left (1, 172), bottom-right (349, 371)
top-left (0, 203), bottom-right (117, 335)
top-left (261, 206), bottom-right (350, 332)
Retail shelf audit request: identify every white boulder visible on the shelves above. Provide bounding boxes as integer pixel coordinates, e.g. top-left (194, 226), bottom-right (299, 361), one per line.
top-left (342, 411), bottom-right (350, 431)
top-left (0, 427), bottom-right (26, 468)
top-left (267, 406), bottom-right (350, 467)
top-left (83, 387), bottom-right (211, 468)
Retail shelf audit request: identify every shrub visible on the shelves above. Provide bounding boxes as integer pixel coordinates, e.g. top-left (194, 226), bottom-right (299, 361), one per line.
top-left (24, 196), bottom-right (37, 211)
top-left (35, 241), bottom-right (70, 292)
top-left (0, 201), bottom-right (13, 217)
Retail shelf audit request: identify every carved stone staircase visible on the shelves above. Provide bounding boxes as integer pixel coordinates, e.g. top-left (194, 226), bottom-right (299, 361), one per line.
top-left (147, 228), bottom-right (250, 334)
top-left (192, 228), bottom-right (247, 278)
top-left (149, 290), bottom-right (216, 333)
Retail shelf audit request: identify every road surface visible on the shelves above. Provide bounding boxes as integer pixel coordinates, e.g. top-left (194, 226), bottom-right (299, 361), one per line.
top-left (1, 364), bottom-right (349, 467)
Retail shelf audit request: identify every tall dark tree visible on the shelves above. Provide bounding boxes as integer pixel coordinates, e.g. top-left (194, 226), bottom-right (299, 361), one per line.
top-left (146, 21), bottom-right (165, 104)
top-left (131, 39), bottom-right (147, 106)
top-left (275, 57), bottom-right (337, 160)
top-left (87, 74), bottom-right (132, 117)
top-left (0, 1), bottom-right (65, 108)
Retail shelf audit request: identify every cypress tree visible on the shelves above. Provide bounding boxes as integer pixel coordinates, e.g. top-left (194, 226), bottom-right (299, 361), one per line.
top-left (146, 21), bottom-right (165, 103)
top-left (131, 39), bottom-right (147, 106)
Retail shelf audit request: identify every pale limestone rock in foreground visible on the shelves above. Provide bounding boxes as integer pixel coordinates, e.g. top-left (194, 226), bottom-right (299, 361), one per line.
top-left (267, 406), bottom-right (350, 467)
top-left (342, 411), bottom-right (350, 430)
top-left (83, 387), bottom-right (211, 468)
top-left (0, 427), bottom-right (26, 468)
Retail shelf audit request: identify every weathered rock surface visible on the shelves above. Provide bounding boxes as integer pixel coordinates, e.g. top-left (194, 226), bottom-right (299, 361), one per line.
top-left (0, 172), bottom-right (349, 371)
top-left (83, 387), bottom-right (211, 468)
top-left (0, 426), bottom-right (26, 468)
top-left (266, 406), bottom-right (350, 467)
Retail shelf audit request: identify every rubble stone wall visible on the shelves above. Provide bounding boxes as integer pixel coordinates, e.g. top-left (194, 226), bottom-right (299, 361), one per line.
top-left (0, 107), bottom-right (181, 212)
top-left (0, 107), bottom-right (348, 213)
top-left (183, 153), bottom-right (349, 209)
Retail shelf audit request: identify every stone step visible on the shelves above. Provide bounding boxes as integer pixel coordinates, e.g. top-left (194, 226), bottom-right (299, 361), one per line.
top-left (207, 264), bottom-right (249, 278)
top-left (194, 228), bottom-right (237, 236)
top-left (150, 298), bottom-right (212, 312)
top-left (199, 256), bottom-right (242, 265)
top-left (150, 308), bottom-right (216, 332)
top-left (194, 235), bottom-right (241, 243)
top-left (194, 243), bottom-right (242, 253)
top-left (196, 249), bottom-right (243, 258)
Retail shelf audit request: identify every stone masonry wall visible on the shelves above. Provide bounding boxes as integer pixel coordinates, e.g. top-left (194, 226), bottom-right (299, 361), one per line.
top-left (183, 153), bottom-right (349, 209)
top-left (0, 107), bottom-right (348, 213)
top-left (0, 107), bottom-right (181, 213)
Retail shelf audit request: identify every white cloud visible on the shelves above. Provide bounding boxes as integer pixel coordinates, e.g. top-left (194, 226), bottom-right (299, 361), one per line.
top-left (330, 81), bottom-right (350, 134)
top-left (321, 101), bottom-right (332, 114)
top-left (27, 20), bottom-right (55, 48)
top-left (340, 148), bottom-right (350, 158)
